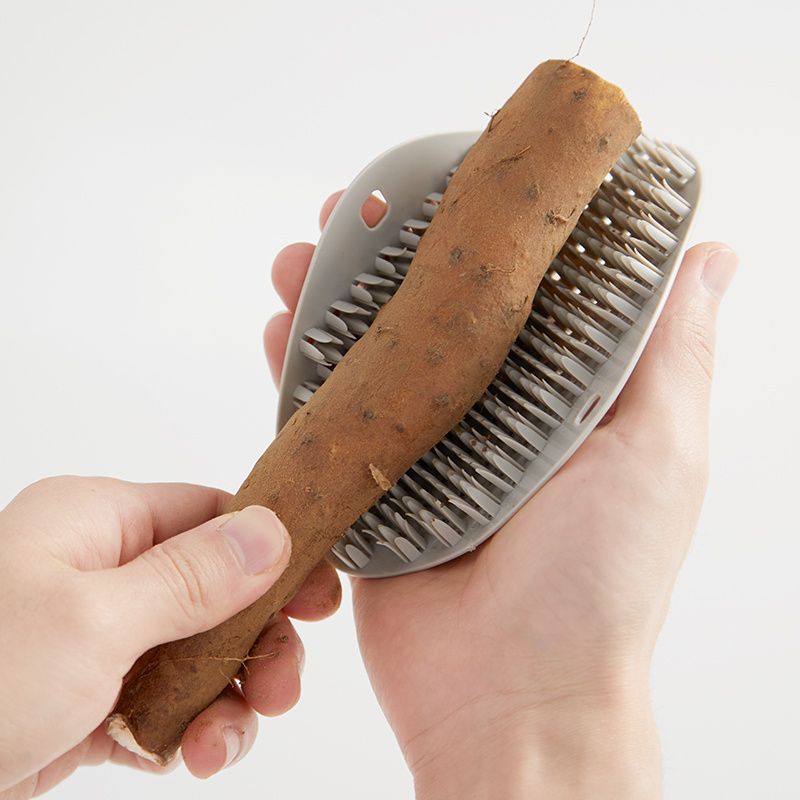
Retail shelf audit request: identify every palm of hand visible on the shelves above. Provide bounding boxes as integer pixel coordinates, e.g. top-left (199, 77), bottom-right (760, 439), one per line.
top-left (351, 417), bottom-right (697, 765)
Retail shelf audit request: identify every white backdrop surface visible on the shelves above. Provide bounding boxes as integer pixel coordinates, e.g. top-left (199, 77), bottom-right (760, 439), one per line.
top-left (1, 2), bottom-right (797, 798)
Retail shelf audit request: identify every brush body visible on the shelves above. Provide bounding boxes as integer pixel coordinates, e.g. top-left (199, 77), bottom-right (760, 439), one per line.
top-left (285, 131), bottom-right (700, 576)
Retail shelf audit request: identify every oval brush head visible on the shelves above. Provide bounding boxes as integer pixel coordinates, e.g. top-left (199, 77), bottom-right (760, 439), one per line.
top-left (277, 131), bottom-right (701, 577)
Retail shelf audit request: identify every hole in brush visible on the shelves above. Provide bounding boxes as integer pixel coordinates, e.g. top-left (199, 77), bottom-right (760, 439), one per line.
top-left (577, 393), bottom-right (602, 424)
top-left (361, 189), bottom-right (389, 229)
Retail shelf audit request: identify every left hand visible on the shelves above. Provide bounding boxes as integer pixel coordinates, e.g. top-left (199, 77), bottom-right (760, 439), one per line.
top-left (265, 191), bottom-right (737, 797)
top-left (0, 476), bottom-right (341, 797)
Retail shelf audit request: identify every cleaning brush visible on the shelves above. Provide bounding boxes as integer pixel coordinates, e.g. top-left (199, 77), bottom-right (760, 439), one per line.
top-left (278, 130), bottom-right (701, 577)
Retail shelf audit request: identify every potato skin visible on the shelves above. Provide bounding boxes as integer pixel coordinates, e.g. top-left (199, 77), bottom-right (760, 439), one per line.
top-left (107, 59), bottom-right (641, 764)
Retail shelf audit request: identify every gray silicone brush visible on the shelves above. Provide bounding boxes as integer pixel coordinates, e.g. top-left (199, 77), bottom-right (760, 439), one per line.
top-left (276, 131), bottom-right (701, 578)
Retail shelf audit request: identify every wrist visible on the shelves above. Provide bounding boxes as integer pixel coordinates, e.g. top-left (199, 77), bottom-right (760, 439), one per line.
top-left (408, 684), bottom-right (662, 800)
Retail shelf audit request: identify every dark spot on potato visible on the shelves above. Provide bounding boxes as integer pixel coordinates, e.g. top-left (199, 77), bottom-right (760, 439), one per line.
top-left (572, 87), bottom-right (587, 102)
top-left (433, 394), bottom-right (451, 407)
top-left (427, 348), bottom-right (444, 365)
top-left (394, 423), bottom-right (405, 433)
top-left (598, 136), bottom-right (608, 151)
top-left (362, 408), bottom-right (375, 420)
top-left (546, 210), bottom-right (569, 226)
top-left (502, 303), bottom-right (523, 320)
top-left (526, 184), bottom-right (541, 201)
top-left (300, 435), bottom-right (314, 446)
top-left (450, 246), bottom-right (463, 263)
top-left (478, 265), bottom-right (493, 281)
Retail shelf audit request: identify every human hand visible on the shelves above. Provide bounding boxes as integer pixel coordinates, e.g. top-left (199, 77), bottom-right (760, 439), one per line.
top-left (0, 477), bottom-right (341, 798)
top-left (265, 192), bottom-right (737, 798)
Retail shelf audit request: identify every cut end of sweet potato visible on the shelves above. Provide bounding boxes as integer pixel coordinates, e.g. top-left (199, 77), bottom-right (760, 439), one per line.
top-left (105, 714), bottom-right (174, 767)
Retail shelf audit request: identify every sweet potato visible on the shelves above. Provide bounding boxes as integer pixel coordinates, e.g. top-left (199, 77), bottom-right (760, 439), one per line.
top-left (106, 59), bottom-right (641, 765)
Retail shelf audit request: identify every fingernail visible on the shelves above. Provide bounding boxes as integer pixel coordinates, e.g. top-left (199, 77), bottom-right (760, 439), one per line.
top-left (702, 247), bottom-right (739, 301)
top-left (222, 726), bottom-right (243, 769)
top-left (219, 506), bottom-right (289, 575)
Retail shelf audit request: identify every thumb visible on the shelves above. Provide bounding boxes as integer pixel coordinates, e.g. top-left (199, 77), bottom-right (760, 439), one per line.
top-left (612, 242), bottom-right (738, 445)
top-left (606, 242), bottom-right (738, 521)
top-left (98, 506), bottom-right (291, 658)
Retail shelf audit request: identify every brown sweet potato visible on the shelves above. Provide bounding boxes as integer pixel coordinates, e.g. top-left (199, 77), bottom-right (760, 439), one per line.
top-left (106, 59), bottom-right (641, 765)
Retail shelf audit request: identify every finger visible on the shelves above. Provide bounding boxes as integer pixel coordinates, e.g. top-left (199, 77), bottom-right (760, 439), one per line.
top-left (115, 481), bottom-right (233, 570)
top-left (9, 739), bottom-right (90, 798)
top-left (282, 557), bottom-right (342, 622)
top-left (266, 240), bottom-right (316, 386)
top-left (360, 191), bottom-right (388, 228)
top-left (239, 613), bottom-right (305, 717)
top-left (268, 189), bottom-right (390, 372)
top-left (181, 685), bottom-right (257, 779)
top-left (271, 242), bottom-right (316, 312)
top-left (319, 189), bottom-right (388, 231)
top-left (24, 732), bottom-right (175, 796)
top-left (91, 506), bottom-right (292, 658)
top-left (264, 310), bottom-right (294, 388)
top-left (0, 477), bottom-right (232, 567)
top-left (82, 727), bottom-right (175, 774)
top-left (129, 482), bottom-right (232, 545)
top-left (609, 242), bottom-right (738, 490)
top-left (613, 243), bottom-right (737, 433)
top-left (266, 188), bottom-right (391, 386)
top-left (2, 774), bottom-right (37, 799)
top-left (319, 190), bottom-right (344, 230)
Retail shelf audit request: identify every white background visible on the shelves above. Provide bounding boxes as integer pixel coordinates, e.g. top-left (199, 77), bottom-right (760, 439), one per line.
top-left (1, 1), bottom-right (797, 798)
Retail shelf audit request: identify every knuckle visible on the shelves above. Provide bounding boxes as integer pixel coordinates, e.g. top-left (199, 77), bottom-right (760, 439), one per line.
top-left (663, 307), bottom-right (717, 385)
top-left (17, 474), bottom-right (83, 501)
top-left (682, 321), bottom-right (716, 384)
top-left (14, 475), bottom-right (128, 520)
top-left (146, 543), bottom-right (211, 627)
